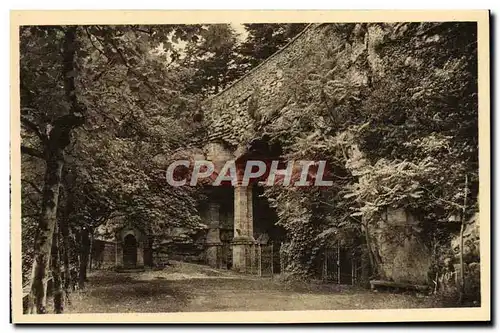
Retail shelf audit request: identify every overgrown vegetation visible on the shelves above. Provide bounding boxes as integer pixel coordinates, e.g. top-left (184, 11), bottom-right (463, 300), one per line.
top-left (256, 23), bottom-right (479, 302)
top-left (20, 23), bottom-right (306, 313)
top-left (21, 25), bottom-right (206, 313)
top-left (20, 22), bottom-right (480, 313)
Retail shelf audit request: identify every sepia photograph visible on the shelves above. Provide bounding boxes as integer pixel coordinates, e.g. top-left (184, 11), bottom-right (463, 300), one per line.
top-left (10, 10), bottom-right (490, 323)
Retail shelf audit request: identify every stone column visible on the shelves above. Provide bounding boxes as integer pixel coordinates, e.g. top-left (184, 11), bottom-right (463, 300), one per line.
top-left (137, 243), bottom-right (144, 267)
top-left (206, 202), bottom-right (222, 268)
top-left (232, 184), bottom-right (256, 272)
top-left (115, 239), bottom-right (123, 269)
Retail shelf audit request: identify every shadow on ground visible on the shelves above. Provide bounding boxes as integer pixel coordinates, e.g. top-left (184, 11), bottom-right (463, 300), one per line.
top-left (68, 261), bottom-right (440, 313)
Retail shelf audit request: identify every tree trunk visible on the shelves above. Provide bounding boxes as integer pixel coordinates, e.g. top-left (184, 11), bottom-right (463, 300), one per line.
top-left (362, 221), bottom-right (378, 277)
top-left (60, 165), bottom-right (77, 304)
top-left (60, 207), bottom-right (71, 303)
top-left (26, 26), bottom-right (85, 314)
top-left (459, 222), bottom-right (465, 302)
top-left (78, 227), bottom-right (90, 289)
top-left (51, 222), bottom-right (63, 313)
top-left (27, 152), bottom-right (64, 314)
top-left (459, 174), bottom-right (468, 304)
top-left (88, 232), bottom-right (93, 273)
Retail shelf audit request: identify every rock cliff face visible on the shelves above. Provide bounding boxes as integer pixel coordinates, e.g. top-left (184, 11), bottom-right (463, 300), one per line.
top-left (203, 23), bottom-right (414, 151)
top-left (367, 208), bottom-right (431, 285)
top-left (204, 23), bottom-right (330, 149)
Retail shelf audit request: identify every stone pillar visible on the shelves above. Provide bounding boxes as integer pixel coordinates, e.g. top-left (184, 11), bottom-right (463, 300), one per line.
top-left (115, 240), bottom-right (123, 269)
top-left (232, 184), bottom-right (256, 273)
top-left (206, 202), bottom-right (222, 268)
top-left (137, 243), bottom-right (144, 267)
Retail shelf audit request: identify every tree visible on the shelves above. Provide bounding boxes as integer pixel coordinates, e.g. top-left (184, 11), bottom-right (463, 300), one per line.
top-left (21, 26), bottom-right (85, 314)
top-left (182, 24), bottom-right (241, 96)
top-left (237, 24), bottom-right (308, 70)
top-left (21, 24), bottom-right (206, 313)
top-left (182, 24), bottom-right (308, 96)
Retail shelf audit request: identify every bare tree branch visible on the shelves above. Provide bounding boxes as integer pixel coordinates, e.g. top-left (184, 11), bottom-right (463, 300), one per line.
top-left (21, 146), bottom-right (45, 159)
top-left (84, 27), bottom-right (106, 57)
top-left (21, 116), bottom-right (47, 143)
top-left (25, 196), bottom-right (41, 213)
top-left (22, 179), bottom-right (43, 195)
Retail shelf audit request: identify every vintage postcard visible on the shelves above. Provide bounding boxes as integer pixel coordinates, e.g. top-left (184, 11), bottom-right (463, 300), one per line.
top-left (10, 10), bottom-right (490, 323)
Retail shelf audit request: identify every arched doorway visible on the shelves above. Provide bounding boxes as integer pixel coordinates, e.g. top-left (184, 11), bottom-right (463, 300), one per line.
top-left (123, 234), bottom-right (137, 268)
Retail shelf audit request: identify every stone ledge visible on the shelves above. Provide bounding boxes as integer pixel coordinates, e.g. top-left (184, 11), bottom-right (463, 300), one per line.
top-left (231, 237), bottom-right (257, 245)
top-left (205, 242), bottom-right (223, 246)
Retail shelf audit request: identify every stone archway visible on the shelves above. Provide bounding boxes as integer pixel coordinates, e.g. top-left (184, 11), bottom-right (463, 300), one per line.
top-left (123, 234), bottom-right (138, 268)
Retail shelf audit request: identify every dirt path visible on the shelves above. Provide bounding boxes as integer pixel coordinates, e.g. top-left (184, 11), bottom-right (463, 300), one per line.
top-left (68, 261), bottom-right (438, 313)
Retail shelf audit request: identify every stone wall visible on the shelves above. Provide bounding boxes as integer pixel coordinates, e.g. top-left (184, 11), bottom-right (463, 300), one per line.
top-left (158, 226), bottom-right (206, 264)
top-left (91, 240), bottom-right (117, 269)
top-left (204, 24), bottom-right (317, 148)
top-left (203, 23), bottom-right (394, 150)
top-left (204, 142), bottom-right (235, 170)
